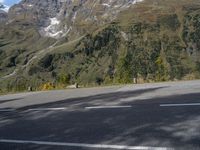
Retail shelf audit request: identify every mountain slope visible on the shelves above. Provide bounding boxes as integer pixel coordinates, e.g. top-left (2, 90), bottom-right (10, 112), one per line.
top-left (8, 0), bottom-right (144, 39)
top-left (0, 0), bottom-right (200, 93)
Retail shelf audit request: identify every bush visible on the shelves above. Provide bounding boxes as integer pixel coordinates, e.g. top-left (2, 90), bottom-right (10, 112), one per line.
top-left (57, 73), bottom-right (71, 85)
top-left (96, 77), bottom-right (104, 85)
top-left (41, 82), bottom-right (54, 91)
top-left (196, 61), bottom-right (200, 72)
top-left (116, 55), bottom-right (133, 84)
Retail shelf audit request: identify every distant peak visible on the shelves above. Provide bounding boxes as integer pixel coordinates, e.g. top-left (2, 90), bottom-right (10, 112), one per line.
top-left (0, 3), bottom-right (9, 12)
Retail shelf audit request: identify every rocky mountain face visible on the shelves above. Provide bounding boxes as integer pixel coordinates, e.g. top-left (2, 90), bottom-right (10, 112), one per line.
top-left (0, 10), bottom-right (7, 22)
top-left (0, 0), bottom-right (200, 93)
top-left (8, 0), bottom-right (143, 39)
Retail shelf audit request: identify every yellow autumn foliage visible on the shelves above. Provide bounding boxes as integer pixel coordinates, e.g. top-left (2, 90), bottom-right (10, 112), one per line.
top-left (41, 82), bottom-right (54, 91)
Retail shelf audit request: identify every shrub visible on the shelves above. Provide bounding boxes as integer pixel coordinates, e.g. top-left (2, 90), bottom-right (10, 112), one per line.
top-left (41, 82), bottom-right (54, 91)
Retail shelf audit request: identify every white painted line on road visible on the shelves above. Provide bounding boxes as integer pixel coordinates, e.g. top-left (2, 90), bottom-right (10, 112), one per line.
top-left (85, 105), bottom-right (132, 110)
top-left (0, 108), bottom-right (15, 112)
top-left (28, 108), bottom-right (67, 111)
top-left (160, 103), bottom-right (200, 107)
top-left (0, 139), bottom-right (172, 150)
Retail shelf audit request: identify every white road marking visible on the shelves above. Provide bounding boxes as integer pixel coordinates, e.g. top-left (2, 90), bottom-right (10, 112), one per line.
top-left (0, 109), bottom-right (15, 112)
top-left (85, 105), bottom-right (132, 110)
top-left (28, 108), bottom-right (67, 111)
top-left (0, 139), bottom-right (172, 150)
top-left (160, 103), bottom-right (200, 107)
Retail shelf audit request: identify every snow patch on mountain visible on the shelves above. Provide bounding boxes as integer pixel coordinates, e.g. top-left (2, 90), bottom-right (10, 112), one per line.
top-left (102, 3), bottom-right (111, 7)
top-left (40, 17), bottom-right (70, 39)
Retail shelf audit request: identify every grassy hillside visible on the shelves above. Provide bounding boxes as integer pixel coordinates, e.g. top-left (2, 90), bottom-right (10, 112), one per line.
top-left (0, 0), bottom-right (200, 93)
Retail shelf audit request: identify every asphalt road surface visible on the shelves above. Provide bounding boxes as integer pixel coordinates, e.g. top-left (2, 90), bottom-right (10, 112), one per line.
top-left (0, 80), bottom-right (200, 150)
